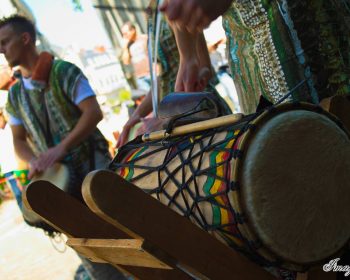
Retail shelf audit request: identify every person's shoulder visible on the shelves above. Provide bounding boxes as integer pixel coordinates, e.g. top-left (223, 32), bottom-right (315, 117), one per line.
top-left (51, 59), bottom-right (82, 80)
top-left (52, 59), bottom-right (80, 72)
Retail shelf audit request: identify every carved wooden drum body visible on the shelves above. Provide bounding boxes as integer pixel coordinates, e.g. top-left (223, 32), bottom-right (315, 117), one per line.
top-left (110, 102), bottom-right (350, 271)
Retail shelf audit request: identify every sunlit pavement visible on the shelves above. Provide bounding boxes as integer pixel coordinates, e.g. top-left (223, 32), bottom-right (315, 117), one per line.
top-left (0, 199), bottom-right (81, 280)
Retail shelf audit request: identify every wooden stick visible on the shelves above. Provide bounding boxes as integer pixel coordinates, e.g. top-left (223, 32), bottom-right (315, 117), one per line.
top-left (142, 113), bottom-right (243, 142)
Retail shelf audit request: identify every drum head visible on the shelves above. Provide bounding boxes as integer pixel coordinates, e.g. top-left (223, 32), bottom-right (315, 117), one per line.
top-left (31, 163), bottom-right (69, 191)
top-left (241, 109), bottom-right (350, 265)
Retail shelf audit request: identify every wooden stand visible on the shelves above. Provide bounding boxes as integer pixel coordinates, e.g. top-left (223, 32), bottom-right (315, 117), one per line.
top-left (23, 180), bottom-right (190, 280)
top-left (24, 171), bottom-right (338, 280)
top-left (67, 238), bottom-right (171, 269)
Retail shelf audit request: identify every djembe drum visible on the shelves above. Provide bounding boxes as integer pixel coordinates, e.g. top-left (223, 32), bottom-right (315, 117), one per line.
top-left (23, 163), bottom-right (69, 227)
top-left (110, 102), bottom-right (350, 272)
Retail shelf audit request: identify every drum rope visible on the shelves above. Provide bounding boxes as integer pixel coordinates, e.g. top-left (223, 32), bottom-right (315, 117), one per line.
top-left (111, 82), bottom-right (323, 270)
top-left (111, 114), bottom-right (285, 268)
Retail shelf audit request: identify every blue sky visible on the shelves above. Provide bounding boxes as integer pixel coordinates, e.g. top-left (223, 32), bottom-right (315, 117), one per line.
top-left (24, 0), bottom-right (112, 49)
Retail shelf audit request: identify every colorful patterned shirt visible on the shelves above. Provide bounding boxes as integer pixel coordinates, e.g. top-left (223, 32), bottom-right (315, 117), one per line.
top-left (223, 0), bottom-right (350, 114)
top-left (157, 17), bottom-right (179, 100)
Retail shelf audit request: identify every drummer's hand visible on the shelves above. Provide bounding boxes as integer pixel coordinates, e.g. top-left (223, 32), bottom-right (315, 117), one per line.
top-left (116, 125), bottom-right (131, 148)
top-left (175, 57), bottom-right (211, 92)
top-left (28, 157), bottom-right (40, 179)
top-left (137, 117), bottom-right (165, 135)
top-left (35, 144), bottom-right (67, 172)
top-left (116, 114), bottom-right (141, 148)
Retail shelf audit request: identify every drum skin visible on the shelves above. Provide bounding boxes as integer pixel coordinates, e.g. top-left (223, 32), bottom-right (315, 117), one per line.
top-left (111, 102), bottom-right (350, 271)
top-left (23, 163), bottom-right (69, 225)
top-left (240, 109), bottom-right (350, 266)
top-left (30, 163), bottom-right (69, 191)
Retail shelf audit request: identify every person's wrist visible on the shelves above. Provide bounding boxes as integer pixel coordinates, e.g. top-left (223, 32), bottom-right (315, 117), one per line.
top-left (58, 142), bottom-right (69, 155)
top-left (179, 51), bottom-right (197, 61)
top-left (128, 112), bottom-right (142, 126)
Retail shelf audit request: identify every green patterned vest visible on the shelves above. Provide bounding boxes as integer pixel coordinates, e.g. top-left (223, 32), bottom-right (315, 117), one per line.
top-left (6, 60), bottom-right (109, 179)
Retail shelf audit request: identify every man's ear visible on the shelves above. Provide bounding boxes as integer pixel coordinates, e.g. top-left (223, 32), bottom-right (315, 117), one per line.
top-left (21, 32), bottom-right (32, 45)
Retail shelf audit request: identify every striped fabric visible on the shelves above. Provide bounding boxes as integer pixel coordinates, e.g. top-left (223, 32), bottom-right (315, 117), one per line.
top-left (157, 17), bottom-right (179, 100)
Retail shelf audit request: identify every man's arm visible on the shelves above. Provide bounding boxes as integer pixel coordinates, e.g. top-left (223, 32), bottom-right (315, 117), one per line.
top-left (121, 45), bottom-right (131, 65)
top-left (116, 90), bottom-right (153, 147)
top-left (62, 96), bottom-right (103, 150)
top-left (35, 96), bottom-right (103, 171)
top-left (196, 32), bottom-right (214, 85)
top-left (172, 25), bottom-right (201, 92)
top-left (11, 124), bottom-right (35, 162)
top-left (170, 24), bottom-right (211, 92)
top-left (11, 124), bottom-right (40, 178)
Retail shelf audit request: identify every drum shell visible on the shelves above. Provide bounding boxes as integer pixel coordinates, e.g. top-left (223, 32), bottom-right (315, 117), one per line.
top-left (110, 102), bottom-right (350, 271)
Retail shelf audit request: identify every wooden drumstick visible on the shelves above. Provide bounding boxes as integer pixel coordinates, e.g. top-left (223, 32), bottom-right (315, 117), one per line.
top-left (142, 113), bottom-right (243, 142)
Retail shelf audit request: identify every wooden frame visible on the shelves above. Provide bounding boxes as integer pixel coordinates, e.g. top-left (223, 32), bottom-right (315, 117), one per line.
top-left (23, 180), bottom-right (190, 280)
top-left (24, 171), bottom-right (337, 280)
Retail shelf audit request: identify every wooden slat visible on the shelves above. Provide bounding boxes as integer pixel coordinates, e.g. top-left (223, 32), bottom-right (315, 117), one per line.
top-left (67, 238), bottom-right (172, 269)
top-left (23, 180), bottom-right (192, 280)
top-left (308, 268), bottom-right (336, 280)
top-left (22, 181), bottom-right (132, 239)
top-left (82, 170), bottom-right (276, 280)
top-left (67, 240), bottom-right (106, 264)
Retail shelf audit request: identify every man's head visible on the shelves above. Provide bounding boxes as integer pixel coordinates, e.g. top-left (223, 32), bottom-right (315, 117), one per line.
top-left (0, 15), bottom-right (36, 67)
top-left (121, 22), bottom-right (137, 43)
